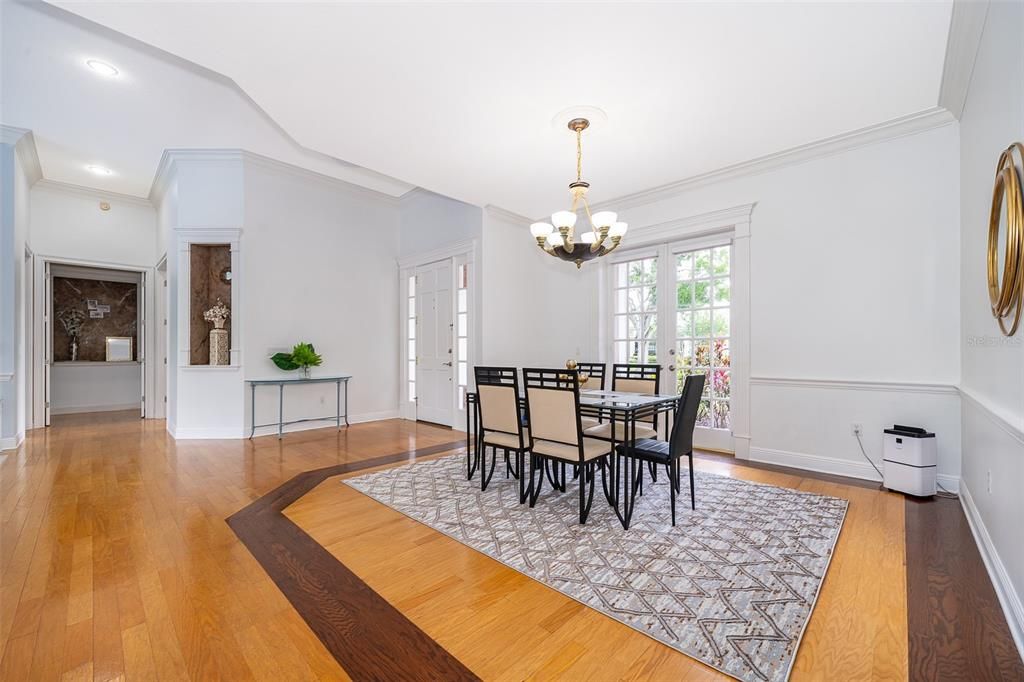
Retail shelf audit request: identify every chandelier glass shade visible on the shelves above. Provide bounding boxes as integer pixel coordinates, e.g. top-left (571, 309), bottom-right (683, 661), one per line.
top-left (530, 118), bottom-right (628, 269)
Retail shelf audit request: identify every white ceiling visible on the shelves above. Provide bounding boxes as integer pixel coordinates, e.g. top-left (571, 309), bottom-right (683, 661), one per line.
top-left (0, 2), bottom-right (413, 198)
top-left (8, 2), bottom-right (952, 216)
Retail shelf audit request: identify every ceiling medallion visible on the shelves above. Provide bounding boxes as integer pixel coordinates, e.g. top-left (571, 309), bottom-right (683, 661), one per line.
top-left (530, 118), bottom-right (627, 269)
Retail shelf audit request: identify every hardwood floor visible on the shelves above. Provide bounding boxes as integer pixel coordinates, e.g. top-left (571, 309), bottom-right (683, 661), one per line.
top-left (286, 446), bottom-right (909, 680)
top-left (1, 411), bottom-right (1020, 681)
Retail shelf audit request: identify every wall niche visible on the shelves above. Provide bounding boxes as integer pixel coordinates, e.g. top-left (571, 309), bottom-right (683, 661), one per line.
top-left (53, 275), bottom-right (138, 362)
top-left (190, 244), bottom-right (232, 365)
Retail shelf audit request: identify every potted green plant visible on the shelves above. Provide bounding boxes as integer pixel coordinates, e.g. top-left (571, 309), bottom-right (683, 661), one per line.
top-left (271, 342), bottom-right (323, 379)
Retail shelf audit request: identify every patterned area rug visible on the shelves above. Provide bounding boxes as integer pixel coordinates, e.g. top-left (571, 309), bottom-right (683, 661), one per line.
top-left (344, 455), bottom-right (848, 682)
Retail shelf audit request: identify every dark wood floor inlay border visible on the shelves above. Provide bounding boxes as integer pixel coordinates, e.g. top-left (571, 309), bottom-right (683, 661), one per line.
top-left (230, 440), bottom-right (1024, 681)
top-left (905, 496), bottom-right (1024, 681)
top-left (227, 440), bottom-right (479, 682)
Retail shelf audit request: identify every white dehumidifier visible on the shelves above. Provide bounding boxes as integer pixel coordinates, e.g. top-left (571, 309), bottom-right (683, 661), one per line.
top-left (882, 425), bottom-right (937, 497)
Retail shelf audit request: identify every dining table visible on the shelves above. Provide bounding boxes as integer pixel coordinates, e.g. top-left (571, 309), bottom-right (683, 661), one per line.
top-left (465, 388), bottom-right (679, 529)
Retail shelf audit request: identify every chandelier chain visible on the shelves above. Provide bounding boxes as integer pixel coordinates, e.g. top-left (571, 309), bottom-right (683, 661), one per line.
top-left (576, 129), bottom-right (583, 183)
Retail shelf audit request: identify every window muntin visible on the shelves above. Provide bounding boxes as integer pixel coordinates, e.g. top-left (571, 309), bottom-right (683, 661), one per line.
top-left (612, 256), bottom-right (658, 364)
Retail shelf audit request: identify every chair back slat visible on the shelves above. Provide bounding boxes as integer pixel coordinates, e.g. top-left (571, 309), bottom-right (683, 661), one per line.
top-left (523, 368), bottom-right (582, 446)
top-left (612, 364), bottom-right (661, 423)
top-left (670, 374), bottom-right (706, 456)
top-left (575, 362), bottom-right (606, 390)
top-left (474, 367), bottom-right (523, 438)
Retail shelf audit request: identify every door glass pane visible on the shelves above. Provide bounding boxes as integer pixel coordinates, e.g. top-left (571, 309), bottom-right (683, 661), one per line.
top-left (612, 256), bottom-right (658, 366)
top-left (675, 246), bottom-right (731, 429)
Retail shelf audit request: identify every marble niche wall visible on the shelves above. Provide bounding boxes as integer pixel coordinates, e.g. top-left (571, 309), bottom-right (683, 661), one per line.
top-left (190, 244), bottom-right (232, 365)
top-left (53, 277), bottom-right (138, 362)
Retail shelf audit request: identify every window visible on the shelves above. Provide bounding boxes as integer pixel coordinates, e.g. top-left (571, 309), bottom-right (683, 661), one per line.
top-left (675, 246), bottom-right (730, 429)
top-left (407, 274), bottom-right (416, 402)
top-left (612, 256), bottom-right (658, 364)
top-left (455, 262), bottom-right (470, 407)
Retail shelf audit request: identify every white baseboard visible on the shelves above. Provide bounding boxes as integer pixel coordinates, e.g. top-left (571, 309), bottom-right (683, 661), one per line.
top-left (748, 446), bottom-right (960, 492)
top-left (180, 409), bottom-right (402, 440)
top-left (959, 479), bottom-right (1024, 661)
top-left (51, 403), bottom-right (140, 415)
top-left (0, 432), bottom-right (24, 452)
top-left (171, 426), bottom-right (245, 439)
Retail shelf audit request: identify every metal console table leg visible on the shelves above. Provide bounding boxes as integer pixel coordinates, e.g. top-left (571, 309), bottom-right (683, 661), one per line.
top-left (278, 383), bottom-right (284, 440)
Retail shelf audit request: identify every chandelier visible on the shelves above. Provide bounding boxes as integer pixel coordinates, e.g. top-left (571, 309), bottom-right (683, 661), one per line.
top-left (530, 118), bottom-right (628, 269)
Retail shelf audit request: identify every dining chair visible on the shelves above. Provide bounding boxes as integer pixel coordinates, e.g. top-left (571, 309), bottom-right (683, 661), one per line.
top-left (584, 363), bottom-right (662, 441)
top-left (575, 362), bottom-right (606, 390)
top-left (522, 368), bottom-right (611, 523)
top-left (615, 373), bottom-right (705, 524)
top-left (474, 366), bottom-right (529, 497)
top-left (575, 362), bottom-right (606, 430)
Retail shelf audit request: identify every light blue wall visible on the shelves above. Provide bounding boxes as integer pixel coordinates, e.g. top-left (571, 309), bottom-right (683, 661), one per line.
top-left (398, 188), bottom-right (481, 258)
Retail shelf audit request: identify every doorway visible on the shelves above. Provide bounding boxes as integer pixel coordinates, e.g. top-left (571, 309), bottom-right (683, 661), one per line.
top-left (399, 242), bottom-right (476, 429)
top-left (605, 229), bottom-right (749, 455)
top-left (43, 262), bottom-right (146, 424)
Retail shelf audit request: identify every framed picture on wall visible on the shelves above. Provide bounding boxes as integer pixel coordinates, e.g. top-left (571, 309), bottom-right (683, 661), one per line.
top-left (105, 336), bottom-right (133, 362)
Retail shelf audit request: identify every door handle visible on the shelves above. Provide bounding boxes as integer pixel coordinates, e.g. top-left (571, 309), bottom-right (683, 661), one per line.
top-left (443, 361), bottom-right (453, 367)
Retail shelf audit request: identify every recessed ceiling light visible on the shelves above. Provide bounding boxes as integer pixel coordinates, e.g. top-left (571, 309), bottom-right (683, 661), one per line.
top-left (86, 165), bottom-right (113, 176)
top-left (85, 59), bottom-right (119, 78)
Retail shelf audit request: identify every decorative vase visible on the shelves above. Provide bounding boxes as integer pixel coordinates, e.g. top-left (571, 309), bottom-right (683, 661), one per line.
top-left (301, 365), bottom-right (312, 379)
top-left (70, 336), bottom-right (79, 362)
top-left (209, 329), bottom-right (229, 366)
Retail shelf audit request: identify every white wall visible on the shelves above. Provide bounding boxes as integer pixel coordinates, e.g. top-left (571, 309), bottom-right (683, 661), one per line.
top-left (50, 362), bottom-right (141, 414)
top-left (244, 157), bottom-right (401, 434)
top-left (398, 188), bottom-right (481, 258)
top-left (958, 0), bottom-right (1024, 654)
top-left (0, 135), bottom-right (33, 448)
top-left (31, 182), bottom-right (157, 266)
top-left (489, 124), bottom-right (963, 482)
top-left (480, 207), bottom-right (599, 367)
top-left (26, 182), bottom-right (159, 427)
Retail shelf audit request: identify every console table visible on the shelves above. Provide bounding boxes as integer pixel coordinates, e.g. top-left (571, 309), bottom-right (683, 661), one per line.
top-left (247, 375), bottom-right (351, 439)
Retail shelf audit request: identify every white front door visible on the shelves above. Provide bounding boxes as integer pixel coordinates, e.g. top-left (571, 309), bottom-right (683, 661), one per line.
top-left (609, 242), bottom-right (735, 453)
top-left (415, 260), bottom-right (454, 426)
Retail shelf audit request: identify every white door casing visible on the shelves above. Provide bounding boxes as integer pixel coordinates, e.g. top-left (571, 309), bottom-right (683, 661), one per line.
top-left (602, 204), bottom-right (753, 457)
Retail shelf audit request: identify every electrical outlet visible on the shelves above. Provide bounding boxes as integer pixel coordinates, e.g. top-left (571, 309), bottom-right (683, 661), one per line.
top-left (987, 469), bottom-right (992, 494)
top-left (851, 423), bottom-right (863, 436)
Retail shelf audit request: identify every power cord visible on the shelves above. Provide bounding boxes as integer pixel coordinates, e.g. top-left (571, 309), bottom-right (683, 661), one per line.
top-left (854, 431), bottom-right (886, 491)
top-left (855, 430), bottom-right (958, 499)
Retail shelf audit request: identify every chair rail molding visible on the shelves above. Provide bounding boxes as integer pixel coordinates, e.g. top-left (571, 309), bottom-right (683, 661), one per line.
top-left (959, 386), bottom-right (1024, 446)
top-left (750, 376), bottom-right (960, 396)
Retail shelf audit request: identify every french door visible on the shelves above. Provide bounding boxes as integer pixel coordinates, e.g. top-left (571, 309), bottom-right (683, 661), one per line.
top-left (609, 240), bottom-right (735, 452)
top-left (413, 260), bottom-right (454, 426)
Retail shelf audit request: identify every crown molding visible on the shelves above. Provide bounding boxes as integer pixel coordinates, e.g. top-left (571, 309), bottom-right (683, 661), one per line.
top-left (590, 107), bottom-right (957, 213)
top-left (34, 178), bottom-right (153, 208)
top-left (938, 0), bottom-right (989, 120)
top-left (484, 204), bottom-right (533, 226)
top-left (241, 150), bottom-right (401, 206)
top-left (0, 126), bottom-right (43, 186)
top-left (149, 148), bottom-right (403, 207)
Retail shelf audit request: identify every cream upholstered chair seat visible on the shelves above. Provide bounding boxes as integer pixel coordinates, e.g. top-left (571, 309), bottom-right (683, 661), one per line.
top-left (483, 429), bottom-right (529, 450)
top-left (580, 416), bottom-right (600, 429)
top-left (584, 421), bottom-right (658, 440)
top-left (531, 437), bottom-right (609, 462)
